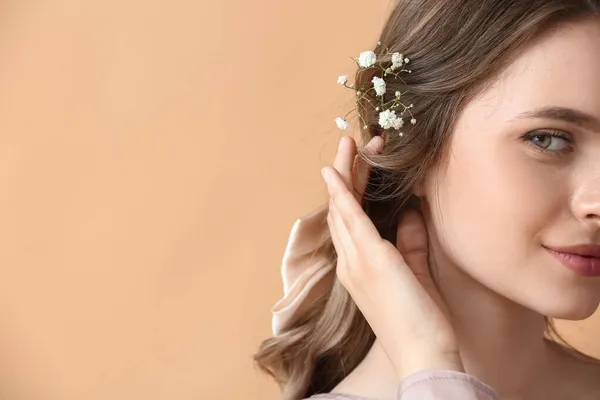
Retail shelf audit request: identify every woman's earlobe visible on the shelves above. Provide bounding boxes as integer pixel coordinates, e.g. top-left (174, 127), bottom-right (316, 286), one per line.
top-left (413, 181), bottom-right (425, 197)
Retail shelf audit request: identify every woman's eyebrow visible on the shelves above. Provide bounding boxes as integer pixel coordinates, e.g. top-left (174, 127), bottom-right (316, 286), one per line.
top-left (511, 106), bottom-right (600, 133)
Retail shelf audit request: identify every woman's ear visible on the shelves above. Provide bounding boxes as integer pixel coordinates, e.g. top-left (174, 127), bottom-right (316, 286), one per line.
top-left (413, 179), bottom-right (425, 197)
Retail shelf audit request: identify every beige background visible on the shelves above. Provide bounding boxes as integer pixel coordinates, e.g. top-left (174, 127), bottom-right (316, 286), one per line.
top-left (0, 1), bottom-right (597, 399)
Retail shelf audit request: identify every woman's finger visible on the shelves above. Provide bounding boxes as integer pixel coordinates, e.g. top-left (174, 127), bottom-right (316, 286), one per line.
top-left (322, 166), bottom-right (383, 255)
top-left (353, 136), bottom-right (384, 199)
top-left (327, 199), bottom-right (353, 264)
top-left (333, 136), bottom-right (356, 191)
top-left (333, 136), bottom-right (356, 189)
top-left (327, 200), bottom-right (349, 257)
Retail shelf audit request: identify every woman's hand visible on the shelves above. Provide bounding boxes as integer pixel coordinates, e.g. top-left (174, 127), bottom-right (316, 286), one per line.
top-left (321, 135), bottom-right (464, 381)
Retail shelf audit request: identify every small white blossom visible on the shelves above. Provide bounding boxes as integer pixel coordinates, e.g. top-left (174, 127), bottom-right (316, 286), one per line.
top-left (358, 51), bottom-right (377, 68)
top-left (337, 47), bottom-right (415, 136)
top-left (391, 53), bottom-right (404, 70)
top-left (378, 109), bottom-right (399, 130)
top-left (393, 117), bottom-right (404, 130)
top-left (372, 77), bottom-right (386, 96)
top-left (335, 117), bottom-right (349, 130)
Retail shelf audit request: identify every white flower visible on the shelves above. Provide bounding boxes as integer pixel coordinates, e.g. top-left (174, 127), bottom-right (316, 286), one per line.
top-left (358, 51), bottom-right (377, 68)
top-left (411, 118), bottom-right (417, 125)
top-left (404, 57), bottom-right (410, 63)
top-left (395, 91), bottom-right (401, 97)
top-left (372, 76), bottom-right (386, 96)
top-left (337, 75), bottom-right (348, 85)
top-left (393, 117), bottom-right (404, 130)
top-left (391, 53), bottom-right (404, 69)
top-left (335, 117), bottom-right (349, 130)
top-left (378, 109), bottom-right (399, 129)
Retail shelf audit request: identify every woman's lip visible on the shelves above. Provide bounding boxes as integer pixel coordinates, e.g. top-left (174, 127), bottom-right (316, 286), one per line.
top-left (544, 247), bottom-right (600, 277)
top-left (545, 244), bottom-right (600, 258)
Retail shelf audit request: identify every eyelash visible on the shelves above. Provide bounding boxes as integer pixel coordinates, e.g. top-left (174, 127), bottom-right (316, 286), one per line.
top-left (520, 130), bottom-right (574, 155)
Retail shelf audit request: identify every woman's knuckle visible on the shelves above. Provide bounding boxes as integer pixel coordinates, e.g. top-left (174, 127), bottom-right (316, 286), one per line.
top-left (342, 211), bottom-right (355, 232)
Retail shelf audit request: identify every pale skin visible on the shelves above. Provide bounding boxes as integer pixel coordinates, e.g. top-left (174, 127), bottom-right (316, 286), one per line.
top-left (321, 18), bottom-right (600, 400)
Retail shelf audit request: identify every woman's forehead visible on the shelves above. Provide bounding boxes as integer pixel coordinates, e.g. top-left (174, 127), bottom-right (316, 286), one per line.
top-left (466, 19), bottom-right (600, 124)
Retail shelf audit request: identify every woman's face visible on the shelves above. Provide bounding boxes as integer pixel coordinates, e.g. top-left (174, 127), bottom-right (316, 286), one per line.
top-left (423, 18), bottom-right (600, 320)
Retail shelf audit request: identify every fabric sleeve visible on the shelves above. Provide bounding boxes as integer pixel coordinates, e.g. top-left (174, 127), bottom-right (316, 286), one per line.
top-left (397, 370), bottom-right (501, 400)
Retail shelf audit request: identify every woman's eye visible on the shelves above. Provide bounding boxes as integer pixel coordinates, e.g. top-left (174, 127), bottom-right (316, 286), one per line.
top-left (524, 131), bottom-right (573, 153)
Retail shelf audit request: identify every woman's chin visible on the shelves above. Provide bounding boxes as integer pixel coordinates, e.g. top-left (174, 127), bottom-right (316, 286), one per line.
top-left (539, 298), bottom-right (600, 321)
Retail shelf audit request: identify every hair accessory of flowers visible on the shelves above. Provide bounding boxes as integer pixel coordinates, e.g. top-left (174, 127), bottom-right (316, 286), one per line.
top-left (335, 41), bottom-right (416, 136)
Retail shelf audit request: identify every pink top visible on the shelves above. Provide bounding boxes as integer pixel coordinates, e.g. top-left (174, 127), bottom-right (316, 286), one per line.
top-left (305, 370), bottom-right (501, 400)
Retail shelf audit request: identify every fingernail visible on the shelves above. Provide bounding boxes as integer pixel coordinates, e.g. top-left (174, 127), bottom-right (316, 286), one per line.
top-left (321, 168), bottom-right (329, 182)
top-left (373, 135), bottom-right (383, 148)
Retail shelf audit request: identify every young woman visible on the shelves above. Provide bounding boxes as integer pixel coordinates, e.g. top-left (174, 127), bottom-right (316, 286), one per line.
top-left (255, 1), bottom-right (600, 399)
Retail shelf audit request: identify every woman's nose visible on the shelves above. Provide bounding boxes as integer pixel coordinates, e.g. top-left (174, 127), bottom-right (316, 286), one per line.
top-left (571, 182), bottom-right (600, 228)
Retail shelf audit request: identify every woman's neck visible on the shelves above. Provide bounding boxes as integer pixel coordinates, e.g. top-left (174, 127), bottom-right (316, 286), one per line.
top-left (333, 240), bottom-right (571, 400)
top-left (431, 242), bottom-right (554, 398)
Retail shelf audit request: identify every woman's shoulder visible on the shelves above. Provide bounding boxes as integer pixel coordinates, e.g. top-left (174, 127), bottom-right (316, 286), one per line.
top-left (305, 394), bottom-right (374, 400)
top-left (304, 370), bottom-right (502, 400)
